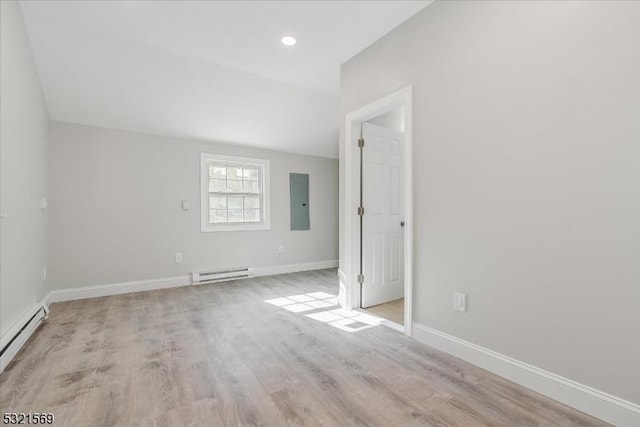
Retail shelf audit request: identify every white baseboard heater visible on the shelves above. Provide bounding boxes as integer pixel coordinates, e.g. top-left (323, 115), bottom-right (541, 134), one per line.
top-left (0, 303), bottom-right (49, 373)
top-left (191, 266), bottom-right (253, 285)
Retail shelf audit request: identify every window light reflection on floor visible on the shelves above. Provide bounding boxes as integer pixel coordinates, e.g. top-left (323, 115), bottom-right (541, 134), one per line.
top-left (264, 292), bottom-right (382, 332)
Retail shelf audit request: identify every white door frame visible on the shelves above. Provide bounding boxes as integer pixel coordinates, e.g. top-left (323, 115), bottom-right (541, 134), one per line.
top-left (341, 86), bottom-right (413, 337)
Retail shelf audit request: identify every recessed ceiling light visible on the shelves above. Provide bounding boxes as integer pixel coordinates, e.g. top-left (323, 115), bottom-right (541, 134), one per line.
top-left (281, 36), bottom-right (297, 47)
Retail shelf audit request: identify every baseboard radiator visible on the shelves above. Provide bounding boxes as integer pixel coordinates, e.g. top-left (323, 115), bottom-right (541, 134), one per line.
top-left (0, 303), bottom-right (49, 373)
top-left (191, 266), bottom-right (253, 285)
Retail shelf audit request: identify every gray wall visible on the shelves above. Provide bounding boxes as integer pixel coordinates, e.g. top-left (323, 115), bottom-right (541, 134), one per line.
top-left (48, 122), bottom-right (338, 290)
top-left (0, 1), bottom-right (49, 337)
top-left (340, 1), bottom-right (640, 403)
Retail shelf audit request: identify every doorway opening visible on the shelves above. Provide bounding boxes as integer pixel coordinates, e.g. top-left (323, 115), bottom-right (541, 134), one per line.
top-left (340, 86), bottom-right (413, 336)
top-left (359, 110), bottom-right (405, 326)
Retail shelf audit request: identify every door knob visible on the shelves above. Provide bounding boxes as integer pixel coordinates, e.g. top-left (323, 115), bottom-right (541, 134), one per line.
top-left (400, 221), bottom-right (405, 227)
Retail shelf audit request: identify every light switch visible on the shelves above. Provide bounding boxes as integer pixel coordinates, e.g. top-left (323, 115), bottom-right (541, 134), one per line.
top-left (181, 200), bottom-right (190, 211)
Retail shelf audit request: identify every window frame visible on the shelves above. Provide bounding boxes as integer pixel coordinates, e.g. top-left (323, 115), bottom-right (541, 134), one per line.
top-left (200, 153), bottom-right (271, 232)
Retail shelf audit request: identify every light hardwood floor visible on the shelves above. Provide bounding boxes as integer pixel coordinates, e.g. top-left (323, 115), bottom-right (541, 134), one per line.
top-left (362, 298), bottom-right (404, 325)
top-left (0, 269), bottom-right (608, 426)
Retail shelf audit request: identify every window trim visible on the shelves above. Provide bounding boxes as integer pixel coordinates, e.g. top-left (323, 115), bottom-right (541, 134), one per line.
top-left (200, 153), bottom-right (271, 232)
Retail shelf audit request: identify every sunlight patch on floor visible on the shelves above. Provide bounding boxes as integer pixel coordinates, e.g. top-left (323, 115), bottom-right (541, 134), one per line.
top-left (264, 292), bottom-right (382, 333)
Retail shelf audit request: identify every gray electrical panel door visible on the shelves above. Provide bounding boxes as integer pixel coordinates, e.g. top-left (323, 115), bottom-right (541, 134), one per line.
top-left (290, 173), bottom-right (310, 230)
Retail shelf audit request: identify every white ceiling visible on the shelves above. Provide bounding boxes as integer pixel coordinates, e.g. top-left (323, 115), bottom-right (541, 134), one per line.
top-left (19, 1), bottom-right (430, 158)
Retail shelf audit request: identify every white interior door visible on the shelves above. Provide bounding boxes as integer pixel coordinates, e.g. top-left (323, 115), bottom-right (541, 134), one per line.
top-left (361, 122), bottom-right (404, 308)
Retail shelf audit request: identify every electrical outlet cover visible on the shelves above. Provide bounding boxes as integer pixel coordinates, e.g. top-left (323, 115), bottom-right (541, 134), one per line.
top-left (453, 292), bottom-right (467, 312)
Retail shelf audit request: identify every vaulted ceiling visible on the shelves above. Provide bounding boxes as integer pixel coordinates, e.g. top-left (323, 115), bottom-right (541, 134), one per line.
top-left (20, 1), bottom-right (430, 158)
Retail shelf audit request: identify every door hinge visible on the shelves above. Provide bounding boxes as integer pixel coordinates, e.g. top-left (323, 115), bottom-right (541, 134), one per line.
top-left (357, 206), bottom-right (364, 216)
top-left (358, 138), bottom-right (365, 148)
top-left (357, 274), bottom-right (364, 284)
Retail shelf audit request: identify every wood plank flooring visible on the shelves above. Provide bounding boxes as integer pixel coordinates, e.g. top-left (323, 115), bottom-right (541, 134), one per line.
top-left (363, 298), bottom-right (404, 325)
top-left (0, 269), bottom-right (608, 426)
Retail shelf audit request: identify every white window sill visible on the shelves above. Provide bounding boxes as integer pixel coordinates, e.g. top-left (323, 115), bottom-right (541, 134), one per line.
top-left (201, 223), bottom-right (271, 232)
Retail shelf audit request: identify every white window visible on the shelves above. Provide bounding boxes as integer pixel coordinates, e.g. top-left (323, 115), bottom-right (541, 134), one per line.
top-left (201, 153), bottom-right (270, 232)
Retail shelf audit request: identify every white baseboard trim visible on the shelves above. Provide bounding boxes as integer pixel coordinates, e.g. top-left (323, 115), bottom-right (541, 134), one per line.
top-left (253, 260), bottom-right (338, 277)
top-left (47, 275), bottom-right (191, 304)
top-left (412, 322), bottom-right (640, 427)
top-left (0, 301), bottom-right (48, 373)
top-left (45, 260), bottom-right (339, 305)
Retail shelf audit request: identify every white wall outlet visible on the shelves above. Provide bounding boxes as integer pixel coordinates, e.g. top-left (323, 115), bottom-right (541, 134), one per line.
top-left (277, 245), bottom-right (284, 255)
top-left (40, 197), bottom-right (48, 210)
top-left (175, 252), bottom-right (183, 263)
top-left (42, 267), bottom-right (47, 281)
top-left (453, 292), bottom-right (467, 312)
top-left (181, 200), bottom-right (190, 211)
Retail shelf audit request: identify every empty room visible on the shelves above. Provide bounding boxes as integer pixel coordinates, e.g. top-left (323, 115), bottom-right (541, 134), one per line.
top-left (1, 1), bottom-right (638, 426)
